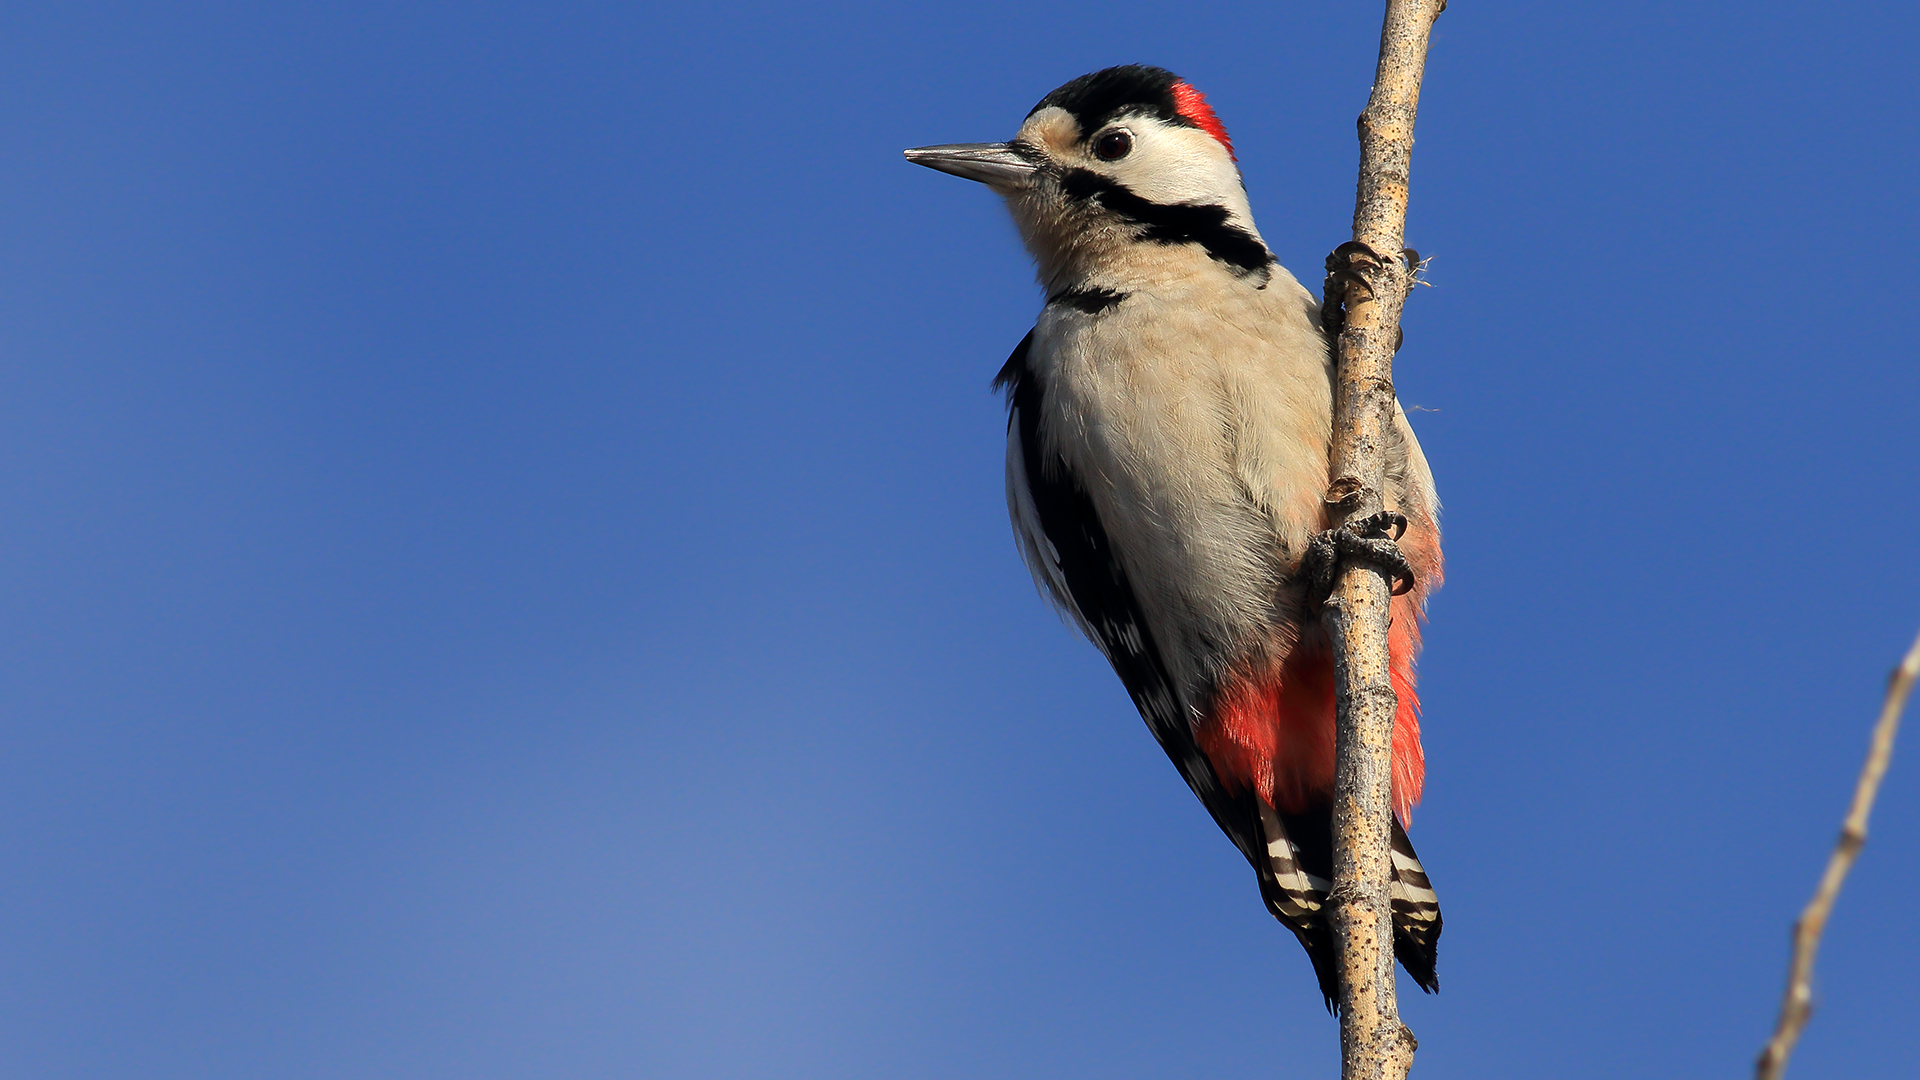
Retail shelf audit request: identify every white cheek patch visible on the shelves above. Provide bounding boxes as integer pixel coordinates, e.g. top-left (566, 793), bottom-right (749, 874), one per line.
top-left (1106, 125), bottom-right (1245, 210)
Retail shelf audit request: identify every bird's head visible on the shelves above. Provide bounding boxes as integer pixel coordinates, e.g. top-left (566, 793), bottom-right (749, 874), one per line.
top-left (906, 65), bottom-right (1272, 291)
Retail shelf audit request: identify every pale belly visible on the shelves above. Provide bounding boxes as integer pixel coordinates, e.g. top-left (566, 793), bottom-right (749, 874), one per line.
top-left (1027, 285), bottom-right (1334, 694)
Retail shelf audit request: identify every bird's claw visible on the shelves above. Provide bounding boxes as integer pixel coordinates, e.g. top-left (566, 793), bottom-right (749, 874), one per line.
top-left (1320, 242), bottom-right (1388, 334)
top-left (1353, 509), bottom-right (1408, 543)
top-left (1306, 511), bottom-right (1415, 598)
top-left (1321, 242), bottom-right (1421, 345)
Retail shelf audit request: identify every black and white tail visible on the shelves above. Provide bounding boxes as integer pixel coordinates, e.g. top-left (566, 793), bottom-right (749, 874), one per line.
top-left (1253, 799), bottom-right (1442, 1009)
top-left (1387, 817), bottom-right (1441, 991)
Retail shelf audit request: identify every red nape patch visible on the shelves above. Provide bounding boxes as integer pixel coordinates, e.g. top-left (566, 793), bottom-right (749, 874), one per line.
top-left (1172, 81), bottom-right (1235, 161)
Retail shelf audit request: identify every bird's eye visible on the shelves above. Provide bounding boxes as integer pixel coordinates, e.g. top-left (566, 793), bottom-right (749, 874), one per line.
top-left (1094, 130), bottom-right (1133, 161)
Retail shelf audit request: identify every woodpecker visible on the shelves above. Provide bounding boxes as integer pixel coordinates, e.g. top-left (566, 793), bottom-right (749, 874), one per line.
top-left (906, 65), bottom-right (1443, 1006)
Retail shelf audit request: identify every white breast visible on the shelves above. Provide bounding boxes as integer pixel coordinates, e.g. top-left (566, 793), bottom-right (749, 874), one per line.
top-left (1018, 265), bottom-right (1335, 693)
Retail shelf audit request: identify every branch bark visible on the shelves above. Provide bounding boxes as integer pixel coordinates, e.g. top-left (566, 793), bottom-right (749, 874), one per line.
top-left (1754, 626), bottom-right (1920, 1080)
top-left (1321, 3), bottom-right (1445, 1078)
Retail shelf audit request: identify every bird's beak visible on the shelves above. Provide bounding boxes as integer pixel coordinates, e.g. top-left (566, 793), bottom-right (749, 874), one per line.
top-left (903, 142), bottom-right (1041, 190)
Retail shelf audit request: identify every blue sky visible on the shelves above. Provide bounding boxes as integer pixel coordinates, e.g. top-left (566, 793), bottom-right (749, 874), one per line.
top-left (3, 2), bottom-right (1916, 1077)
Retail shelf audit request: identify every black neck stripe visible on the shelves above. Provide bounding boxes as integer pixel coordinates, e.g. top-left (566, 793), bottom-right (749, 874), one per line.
top-left (1048, 286), bottom-right (1129, 314)
top-left (1060, 169), bottom-right (1273, 277)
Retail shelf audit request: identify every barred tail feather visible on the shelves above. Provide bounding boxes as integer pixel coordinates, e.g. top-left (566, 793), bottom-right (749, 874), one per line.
top-left (1388, 817), bottom-right (1442, 993)
top-left (1254, 801), bottom-right (1442, 1007)
top-left (1254, 800), bottom-right (1340, 1008)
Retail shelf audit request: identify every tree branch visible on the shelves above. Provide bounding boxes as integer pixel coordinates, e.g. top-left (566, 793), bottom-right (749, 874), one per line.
top-left (1754, 626), bottom-right (1920, 1080)
top-left (1322, 3), bottom-right (1444, 1079)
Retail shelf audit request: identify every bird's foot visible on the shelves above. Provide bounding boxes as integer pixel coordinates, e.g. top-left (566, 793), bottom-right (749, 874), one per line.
top-left (1320, 243), bottom-right (1421, 343)
top-left (1306, 511), bottom-right (1415, 598)
top-left (1319, 242), bottom-right (1389, 334)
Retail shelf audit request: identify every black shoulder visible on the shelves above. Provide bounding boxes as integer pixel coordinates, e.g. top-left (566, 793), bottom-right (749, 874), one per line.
top-left (991, 329), bottom-right (1033, 401)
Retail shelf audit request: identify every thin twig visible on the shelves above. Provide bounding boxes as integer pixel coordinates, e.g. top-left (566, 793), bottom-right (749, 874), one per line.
top-left (1322, 3), bottom-right (1444, 1079)
top-left (1754, 625), bottom-right (1920, 1080)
